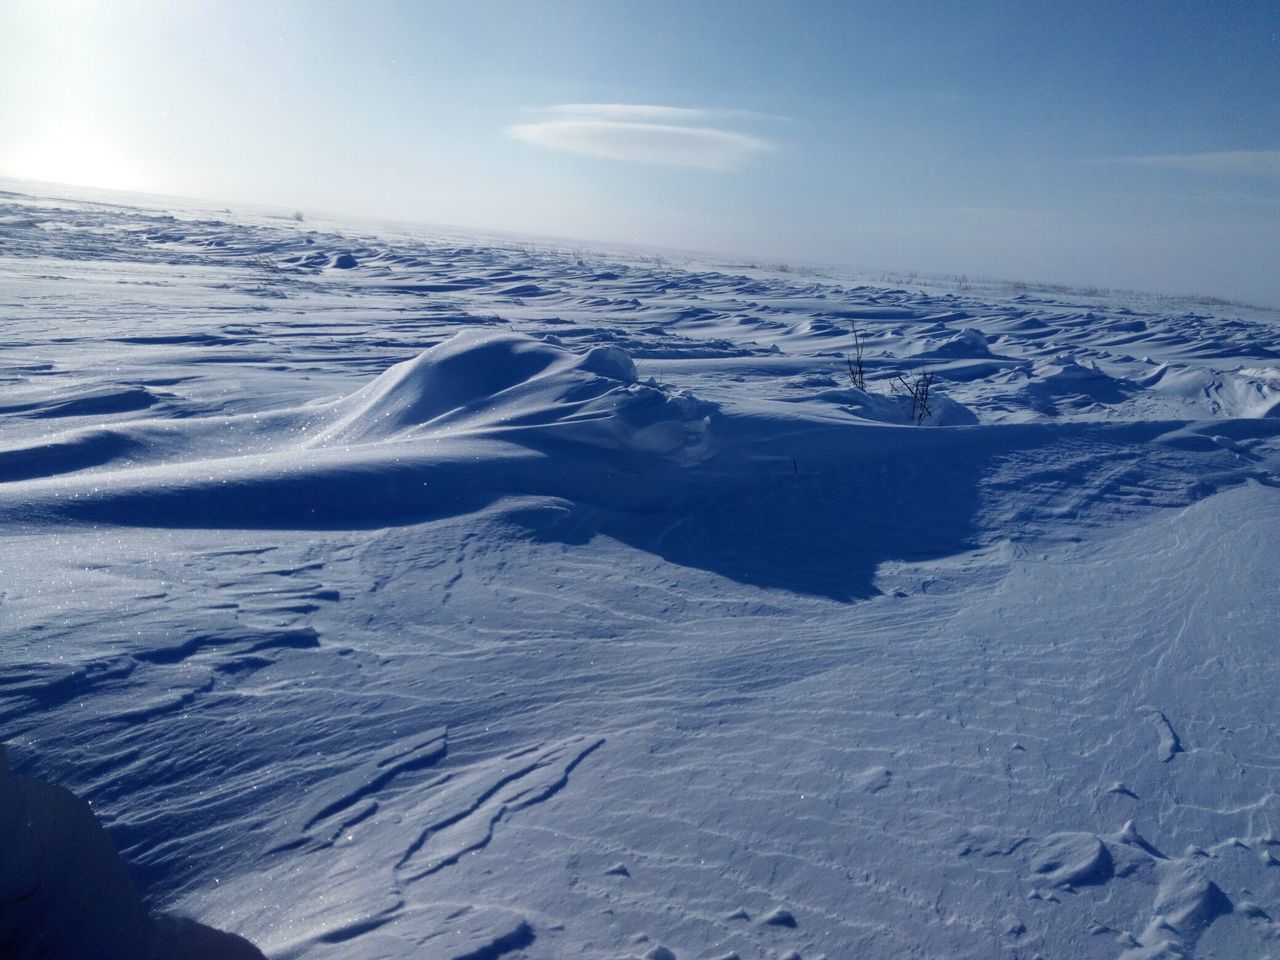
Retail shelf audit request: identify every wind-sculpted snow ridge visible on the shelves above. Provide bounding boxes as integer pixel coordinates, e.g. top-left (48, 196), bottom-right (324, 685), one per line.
top-left (0, 330), bottom-right (716, 528)
top-left (310, 329), bottom-right (712, 456)
top-left (3, 182), bottom-right (1280, 960)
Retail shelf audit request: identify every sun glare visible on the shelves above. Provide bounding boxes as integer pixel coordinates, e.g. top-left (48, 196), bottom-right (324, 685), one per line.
top-left (4, 126), bottom-right (151, 193)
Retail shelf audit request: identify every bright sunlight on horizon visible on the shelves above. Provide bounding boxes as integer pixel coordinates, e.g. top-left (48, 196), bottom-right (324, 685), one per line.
top-left (2, 0), bottom-right (1278, 304)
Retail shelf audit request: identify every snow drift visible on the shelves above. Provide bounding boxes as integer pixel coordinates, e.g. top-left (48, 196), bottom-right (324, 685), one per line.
top-left (0, 331), bottom-right (716, 527)
top-left (309, 330), bottom-right (714, 456)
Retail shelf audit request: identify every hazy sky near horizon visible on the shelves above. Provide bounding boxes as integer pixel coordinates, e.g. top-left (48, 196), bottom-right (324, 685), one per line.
top-left (3, 0), bottom-right (1278, 303)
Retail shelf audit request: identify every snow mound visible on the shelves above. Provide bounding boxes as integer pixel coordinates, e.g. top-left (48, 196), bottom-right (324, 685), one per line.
top-left (798, 384), bottom-right (978, 426)
top-left (313, 330), bottom-right (712, 457)
top-left (1020, 358), bottom-right (1137, 414)
top-left (1214, 367), bottom-right (1280, 418)
top-left (0, 333), bottom-right (715, 527)
top-left (1142, 363), bottom-right (1280, 418)
top-left (1028, 832), bottom-right (1113, 887)
top-left (914, 326), bottom-right (994, 359)
top-left (0, 428), bottom-right (141, 482)
top-left (0, 383), bottom-right (160, 420)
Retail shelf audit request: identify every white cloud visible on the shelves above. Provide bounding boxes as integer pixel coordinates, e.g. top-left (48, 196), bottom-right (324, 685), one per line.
top-left (509, 104), bottom-right (775, 170)
top-left (1107, 150), bottom-right (1280, 178)
top-left (542, 103), bottom-right (773, 123)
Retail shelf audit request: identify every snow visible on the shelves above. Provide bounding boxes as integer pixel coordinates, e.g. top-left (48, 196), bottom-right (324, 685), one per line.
top-left (2, 180), bottom-right (1280, 959)
top-left (0, 746), bottom-right (265, 958)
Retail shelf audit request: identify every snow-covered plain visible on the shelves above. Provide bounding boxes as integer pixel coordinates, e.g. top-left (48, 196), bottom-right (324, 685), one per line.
top-left (2, 182), bottom-right (1280, 960)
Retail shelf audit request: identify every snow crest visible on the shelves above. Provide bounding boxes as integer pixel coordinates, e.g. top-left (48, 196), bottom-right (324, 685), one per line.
top-left (312, 330), bottom-right (713, 457)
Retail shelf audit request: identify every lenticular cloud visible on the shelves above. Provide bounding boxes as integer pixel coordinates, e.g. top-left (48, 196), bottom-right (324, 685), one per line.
top-left (508, 103), bottom-right (774, 169)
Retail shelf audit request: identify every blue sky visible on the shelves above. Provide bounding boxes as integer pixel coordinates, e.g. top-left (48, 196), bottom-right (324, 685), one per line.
top-left (3, 0), bottom-right (1278, 303)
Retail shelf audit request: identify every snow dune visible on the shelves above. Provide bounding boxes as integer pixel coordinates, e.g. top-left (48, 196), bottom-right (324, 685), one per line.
top-left (2, 182), bottom-right (1280, 959)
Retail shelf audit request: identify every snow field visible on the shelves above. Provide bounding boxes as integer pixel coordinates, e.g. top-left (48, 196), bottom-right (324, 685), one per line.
top-left (2, 183), bottom-right (1279, 959)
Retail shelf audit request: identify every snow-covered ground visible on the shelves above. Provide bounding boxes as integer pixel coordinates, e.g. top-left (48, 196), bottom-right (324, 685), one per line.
top-left (2, 182), bottom-right (1279, 960)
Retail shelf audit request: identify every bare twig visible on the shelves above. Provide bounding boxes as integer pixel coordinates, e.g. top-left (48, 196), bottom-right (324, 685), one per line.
top-left (893, 367), bottom-right (935, 424)
top-left (846, 321), bottom-right (866, 390)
